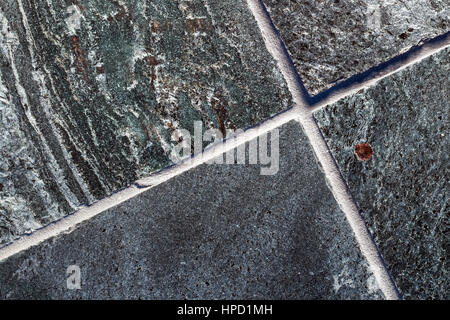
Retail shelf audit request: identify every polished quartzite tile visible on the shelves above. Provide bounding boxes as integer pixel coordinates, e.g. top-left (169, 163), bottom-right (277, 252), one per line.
top-left (314, 48), bottom-right (449, 299)
top-left (0, 121), bottom-right (383, 299)
top-left (262, 0), bottom-right (449, 94)
top-left (0, 0), bottom-right (291, 245)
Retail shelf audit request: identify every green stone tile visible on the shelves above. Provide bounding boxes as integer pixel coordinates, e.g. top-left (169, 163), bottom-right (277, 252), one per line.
top-left (314, 48), bottom-right (449, 299)
top-left (262, 0), bottom-right (449, 94)
top-left (0, 121), bottom-right (383, 299)
top-left (0, 0), bottom-right (291, 245)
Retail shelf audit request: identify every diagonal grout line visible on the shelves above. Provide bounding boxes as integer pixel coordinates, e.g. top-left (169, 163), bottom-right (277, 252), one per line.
top-left (0, 107), bottom-right (302, 262)
top-left (308, 31), bottom-right (450, 113)
top-left (246, 0), bottom-right (401, 300)
top-left (297, 115), bottom-right (401, 300)
top-left (0, 184), bottom-right (150, 262)
top-left (0, 2), bottom-right (447, 295)
top-left (135, 107), bottom-right (299, 187)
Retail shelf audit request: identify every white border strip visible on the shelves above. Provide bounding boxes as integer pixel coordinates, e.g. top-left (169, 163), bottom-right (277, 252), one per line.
top-left (246, 0), bottom-right (401, 299)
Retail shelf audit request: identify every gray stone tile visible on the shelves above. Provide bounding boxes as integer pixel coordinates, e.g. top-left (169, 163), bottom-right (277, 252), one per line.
top-left (0, 121), bottom-right (382, 299)
top-left (262, 0), bottom-right (449, 95)
top-left (314, 48), bottom-right (449, 299)
top-left (0, 0), bottom-right (291, 245)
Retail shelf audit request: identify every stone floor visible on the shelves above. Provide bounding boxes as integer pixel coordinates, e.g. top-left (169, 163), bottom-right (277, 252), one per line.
top-left (0, 0), bottom-right (448, 300)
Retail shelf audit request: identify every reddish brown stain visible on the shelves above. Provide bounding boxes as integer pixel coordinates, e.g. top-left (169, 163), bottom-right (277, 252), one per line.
top-left (95, 66), bottom-right (105, 74)
top-left (70, 35), bottom-right (88, 79)
top-left (354, 143), bottom-right (373, 161)
top-left (111, 1), bottom-right (132, 21)
top-left (144, 55), bottom-right (159, 66)
top-left (0, 183), bottom-right (3, 192)
top-left (185, 18), bottom-right (212, 33)
top-left (150, 20), bottom-right (173, 33)
top-left (143, 55), bottom-right (159, 90)
top-left (138, 118), bottom-right (152, 141)
top-left (114, 7), bottom-right (128, 21)
top-left (211, 91), bottom-right (235, 137)
top-left (151, 21), bottom-right (161, 33)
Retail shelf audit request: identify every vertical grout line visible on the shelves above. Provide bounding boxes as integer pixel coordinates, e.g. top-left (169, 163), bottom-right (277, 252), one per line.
top-left (298, 115), bottom-right (401, 300)
top-left (245, 0), bottom-right (311, 115)
top-left (246, 0), bottom-right (401, 299)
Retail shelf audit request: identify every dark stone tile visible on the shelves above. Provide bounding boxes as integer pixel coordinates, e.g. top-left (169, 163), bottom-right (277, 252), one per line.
top-left (314, 48), bottom-right (449, 299)
top-left (0, 0), bottom-right (291, 245)
top-left (0, 121), bottom-right (382, 299)
top-left (262, 0), bottom-right (449, 94)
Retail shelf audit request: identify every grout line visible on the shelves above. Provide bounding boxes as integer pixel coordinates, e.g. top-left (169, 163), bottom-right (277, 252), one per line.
top-left (308, 31), bottom-right (450, 113)
top-left (0, 107), bottom-right (301, 262)
top-left (0, 1), bottom-right (447, 298)
top-left (246, 0), bottom-right (401, 300)
top-left (242, 1), bottom-right (311, 113)
top-left (0, 185), bottom-right (150, 262)
top-left (297, 115), bottom-right (401, 300)
top-left (135, 107), bottom-right (299, 187)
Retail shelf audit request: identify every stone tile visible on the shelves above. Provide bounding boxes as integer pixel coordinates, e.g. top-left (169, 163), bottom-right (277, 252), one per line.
top-left (0, 121), bottom-right (382, 299)
top-left (0, 0), bottom-right (291, 245)
top-left (262, 0), bottom-right (449, 95)
top-left (314, 48), bottom-right (449, 299)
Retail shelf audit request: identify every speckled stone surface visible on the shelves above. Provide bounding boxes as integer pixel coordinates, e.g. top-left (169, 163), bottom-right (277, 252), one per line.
top-left (0, 121), bottom-right (383, 299)
top-left (314, 49), bottom-right (449, 299)
top-left (262, 0), bottom-right (449, 95)
top-left (0, 0), bottom-right (291, 246)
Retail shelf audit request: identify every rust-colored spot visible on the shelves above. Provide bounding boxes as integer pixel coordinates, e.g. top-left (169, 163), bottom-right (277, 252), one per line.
top-left (114, 8), bottom-right (127, 21)
top-left (211, 91), bottom-right (234, 137)
top-left (70, 35), bottom-right (88, 79)
top-left (166, 122), bottom-right (175, 131)
top-left (150, 20), bottom-right (173, 33)
top-left (95, 66), bottom-right (104, 74)
top-left (0, 183), bottom-right (3, 192)
top-left (143, 55), bottom-right (159, 90)
top-left (151, 20), bottom-right (161, 32)
top-left (185, 18), bottom-right (211, 33)
top-left (354, 143), bottom-right (373, 161)
top-left (128, 68), bottom-right (134, 85)
top-left (114, 1), bottom-right (132, 21)
top-left (144, 55), bottom-right (159, 66)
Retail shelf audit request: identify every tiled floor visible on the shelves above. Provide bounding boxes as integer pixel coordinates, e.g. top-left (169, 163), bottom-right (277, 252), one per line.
top-left (0, 122), bottom-right (384, 299)
top-left (0, 0), bottom-right (291, 245)
top-left (0, 0), bottom-right (448, 300)
top-left (262, 0), bottom-right (448, 94)
top-left (314, 48), bottom-right (449, 299)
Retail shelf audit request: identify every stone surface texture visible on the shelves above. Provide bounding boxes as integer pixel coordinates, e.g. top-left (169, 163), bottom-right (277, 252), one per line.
top-left (262, 0), bottom-right (449, 94)
top-left (314, 48), bottom-right (449, 300)
top-left (0, 122), bottom-right (383, 300)
top-left (0, 0), bottom-right (291, 246)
